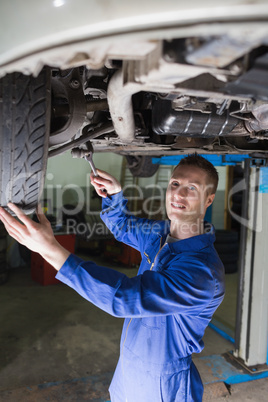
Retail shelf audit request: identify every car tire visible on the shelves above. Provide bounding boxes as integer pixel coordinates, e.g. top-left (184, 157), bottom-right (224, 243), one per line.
top-left (0, 269), bottom-right (9, 286)
top-left (0, 69), bottom-right (50, 214)
top-left (125, 155), bottom-right (159, 177)
top-left (223, 262), bottom-right (238, 274)
top-left (215, 230), bottom-right (239, 243)
top-left (215, 229), bottom-right (239, 274)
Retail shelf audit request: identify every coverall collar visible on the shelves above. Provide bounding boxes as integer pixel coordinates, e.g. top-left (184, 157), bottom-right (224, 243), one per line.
top-left (166, 221), bottom-right (215, 255)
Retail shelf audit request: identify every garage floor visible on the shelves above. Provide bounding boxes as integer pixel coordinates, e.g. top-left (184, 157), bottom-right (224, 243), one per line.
top-left (0, 248), bottom-right (267, 402)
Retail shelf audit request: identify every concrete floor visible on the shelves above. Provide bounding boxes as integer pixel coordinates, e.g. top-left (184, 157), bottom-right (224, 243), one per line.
top-left (0, 248), bottom-right (267, 401)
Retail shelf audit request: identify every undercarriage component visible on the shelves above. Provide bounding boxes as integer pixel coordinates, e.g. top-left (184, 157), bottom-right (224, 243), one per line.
top-left (152, 99), bottom-right (239, 137)
top-left (125, 155), bottom-right (159, 177)
top-left (48, 43), bottom-right (268, 159)
top-left (223, 136), bottom-right (268, 151)
top-left (171, 137), bottom-right (215, 150)
top-left (50, 68), bottom-right (87, 146)
top-left (48, 122), bottom-right (114, 158)
top-left (225, 53), bottom-right (268, 101)
top-left (106, 41), bottom-right (241, 146)
top-left (107, 69), bottom-right (139, 144)
top-left (246, 104), bottom-right (268, 133)
top-left (186, 34), bottom-right (267, 68)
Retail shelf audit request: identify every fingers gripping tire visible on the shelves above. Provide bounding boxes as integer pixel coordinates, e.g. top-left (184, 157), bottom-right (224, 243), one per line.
top-left (0, 69), bottom-right (50, 214)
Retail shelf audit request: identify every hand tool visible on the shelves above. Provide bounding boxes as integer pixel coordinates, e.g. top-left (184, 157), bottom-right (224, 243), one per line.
top-left (84, 141), bottom-right (98, 176)
top-left (71, 143), bottom-right (98, 176)
top-left (84, 152), bottom-right (98, 176)
top-left (71, 143), bottom-right (107, 193)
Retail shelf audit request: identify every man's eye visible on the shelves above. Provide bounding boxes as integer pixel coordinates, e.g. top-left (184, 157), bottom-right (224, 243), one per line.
top-left (188, 186), bottom-right (196, 191)
top-left (171, 181), bottom-right (179, 186)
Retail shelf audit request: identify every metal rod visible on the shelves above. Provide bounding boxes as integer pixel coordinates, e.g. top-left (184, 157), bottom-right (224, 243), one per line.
top-left (234, 158), bottom-right (250, 352)
top-left (48, 123), bottom-right (114, 158)
top-left (86, 99), bottom-right (108, 112)
top-left (245, 165), bottom-right (260, 362)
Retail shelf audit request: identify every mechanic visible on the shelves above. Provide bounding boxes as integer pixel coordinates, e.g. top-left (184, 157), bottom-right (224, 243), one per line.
top-left (0, 154), bottom-right (225, 402)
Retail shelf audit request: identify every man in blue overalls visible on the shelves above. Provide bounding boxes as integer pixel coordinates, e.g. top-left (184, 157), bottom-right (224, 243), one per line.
top-left (0, 154), bottom-right (225, 401)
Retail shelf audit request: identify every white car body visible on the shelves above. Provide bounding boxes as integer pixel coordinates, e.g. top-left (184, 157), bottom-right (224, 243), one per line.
top-left (1, 0), bottom-right (268, 77)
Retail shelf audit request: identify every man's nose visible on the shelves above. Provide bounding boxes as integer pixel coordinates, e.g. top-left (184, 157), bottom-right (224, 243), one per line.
top-left (174, 186), bottom-right (187, 198)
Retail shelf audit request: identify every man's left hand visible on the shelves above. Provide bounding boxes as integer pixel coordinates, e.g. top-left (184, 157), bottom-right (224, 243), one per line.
top-left (0, 203), bottom-right (70, 271)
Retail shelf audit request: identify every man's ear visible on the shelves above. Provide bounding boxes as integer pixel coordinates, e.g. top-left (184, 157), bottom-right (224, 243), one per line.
top-left (206, 193), bottom-right (215, 208)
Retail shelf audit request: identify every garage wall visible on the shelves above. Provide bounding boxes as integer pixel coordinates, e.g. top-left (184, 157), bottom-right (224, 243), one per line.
top-left (45, 151), bottom-right (123, 188)
top-left (43, 151), bottom-right (123, 216)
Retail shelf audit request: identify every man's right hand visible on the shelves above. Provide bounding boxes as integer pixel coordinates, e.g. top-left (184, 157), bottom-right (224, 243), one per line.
top-left (90, 169), bottom-right (122, 197)
top-left (0, 203), bottom-right (70, 271)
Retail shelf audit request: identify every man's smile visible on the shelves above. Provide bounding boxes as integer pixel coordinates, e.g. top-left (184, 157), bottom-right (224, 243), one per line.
top-left (171, 201), bottom-right (187, 209)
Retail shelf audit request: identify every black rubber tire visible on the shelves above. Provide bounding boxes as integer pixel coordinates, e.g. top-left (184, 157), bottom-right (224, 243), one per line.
top-left (0, 69), bottom-right (50, 214)
top-left (214, 229), bottom-right (239, 274)
top-left (0, 270), bottom-right (9, 285)
top-left (125, 155), bottom-right (159, 177)
top-left (214, 242), bottom-right (238, 255)
top-left (224, 262), bottom-right (238, 274)
top-left (0, 253), bottom-right (9, 285)
top-left (215, 230), bottom-right (239, 243)
top-left (219, 254), bottom-right (239, 264)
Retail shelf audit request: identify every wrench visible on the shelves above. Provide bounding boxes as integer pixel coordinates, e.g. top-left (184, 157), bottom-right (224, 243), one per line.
top-left (72, 144), bottom-right (106, 193)
top-left (84, 152), bottom-right (98, 176)
top-left (84, 150), bottom-right (107, 193)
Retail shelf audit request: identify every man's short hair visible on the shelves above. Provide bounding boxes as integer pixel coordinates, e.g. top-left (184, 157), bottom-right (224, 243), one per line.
top-left (175, 154), bottom-right (219, 194)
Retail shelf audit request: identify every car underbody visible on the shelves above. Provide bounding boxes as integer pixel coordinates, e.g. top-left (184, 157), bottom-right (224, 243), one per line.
top-left (47, 35), bottom-right (268, 164)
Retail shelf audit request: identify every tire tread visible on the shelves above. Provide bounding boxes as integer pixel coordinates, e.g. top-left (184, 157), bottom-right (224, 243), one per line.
top-left (0, 69), bottom-right (50, 213)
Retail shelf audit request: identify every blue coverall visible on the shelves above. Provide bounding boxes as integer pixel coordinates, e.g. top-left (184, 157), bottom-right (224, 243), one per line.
top-left (56, 191), bottom-right (225, 401)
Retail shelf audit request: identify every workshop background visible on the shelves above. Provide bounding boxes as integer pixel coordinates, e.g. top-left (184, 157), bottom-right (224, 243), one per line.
top-left (0, 152), bottom-right (267, 401)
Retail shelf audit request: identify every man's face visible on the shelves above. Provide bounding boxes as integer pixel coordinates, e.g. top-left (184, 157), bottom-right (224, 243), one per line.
top-left (165, 164), bottom-right (215, 224)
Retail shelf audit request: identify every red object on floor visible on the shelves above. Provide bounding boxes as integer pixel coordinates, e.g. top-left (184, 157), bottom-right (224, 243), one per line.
top-left (31, 234), bottom-right (76, 286)
top-left (104, 238), bottom-right (141, 267)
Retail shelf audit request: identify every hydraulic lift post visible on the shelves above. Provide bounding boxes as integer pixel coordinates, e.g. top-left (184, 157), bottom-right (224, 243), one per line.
top-left (234, 162), bottom-right (268, 369)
